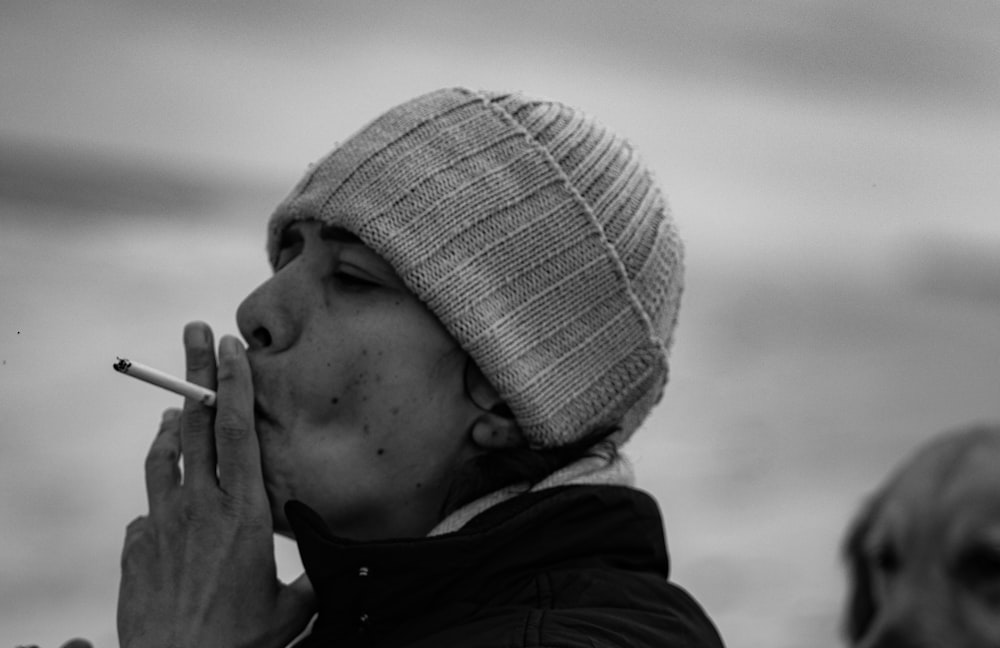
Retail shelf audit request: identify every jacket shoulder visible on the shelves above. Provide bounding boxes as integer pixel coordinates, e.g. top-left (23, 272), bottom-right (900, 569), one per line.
top-left (529, 570), bottom-right (725, 648)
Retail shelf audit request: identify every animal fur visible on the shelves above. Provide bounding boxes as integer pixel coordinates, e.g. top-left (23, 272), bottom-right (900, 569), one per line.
top-left (842, 422), bottom-right (1000, 648)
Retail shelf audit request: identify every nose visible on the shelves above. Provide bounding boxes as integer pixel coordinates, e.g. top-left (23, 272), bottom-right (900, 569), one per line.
top-left (236, 267), bottom-right (300, 353)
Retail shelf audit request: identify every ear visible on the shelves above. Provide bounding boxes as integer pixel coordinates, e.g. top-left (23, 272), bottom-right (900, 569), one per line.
top-left (842, 491), bottom-right (884, 645)
top-left (464, 359), bottom-right (525, 450)
top-left (470, 413), bottom-right (525, 449)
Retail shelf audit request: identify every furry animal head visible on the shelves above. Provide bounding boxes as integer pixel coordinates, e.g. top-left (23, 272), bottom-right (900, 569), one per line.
top-left (842, 422), bottom-right (1000, 648)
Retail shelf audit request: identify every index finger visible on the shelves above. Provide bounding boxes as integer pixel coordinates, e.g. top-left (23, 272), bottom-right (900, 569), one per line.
top-left (213, 335), bottom-right (264, 499)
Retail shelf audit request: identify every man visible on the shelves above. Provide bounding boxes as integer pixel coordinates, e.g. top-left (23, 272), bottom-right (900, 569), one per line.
top-left (117, 88), bottom-right (725, 647)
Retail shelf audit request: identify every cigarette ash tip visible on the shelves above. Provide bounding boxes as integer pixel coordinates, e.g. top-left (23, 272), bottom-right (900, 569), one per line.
top-left (113, 357), bottom-right (132, 373)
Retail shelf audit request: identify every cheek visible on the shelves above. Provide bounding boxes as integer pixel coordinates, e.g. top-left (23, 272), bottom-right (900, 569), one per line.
top-left (325, 353), bottom-right (408, 434)
top-left (361, 360), bottom-right (468, 469)
top-left (360, 319), bottom-right (462, 400)
top-left (289, 341), bottom-right (376, 424)
top-left (379, 351), bottom-right (464, 421)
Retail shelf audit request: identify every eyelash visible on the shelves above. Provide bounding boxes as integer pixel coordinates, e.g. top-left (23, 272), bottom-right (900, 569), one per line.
top-left (273, 235), bottom-right (381, 290)
top-left (331, 269), bottom-right (379, 290)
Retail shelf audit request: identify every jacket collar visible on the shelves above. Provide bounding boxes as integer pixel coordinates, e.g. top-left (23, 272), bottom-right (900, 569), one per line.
top-left (286, 484), bottom-right (668, 642)
top-left (428, 451), bottom-right (635, 536)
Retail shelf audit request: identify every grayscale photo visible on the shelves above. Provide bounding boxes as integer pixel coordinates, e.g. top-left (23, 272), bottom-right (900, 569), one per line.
top-left (2, 2), bottom-right (999, 647)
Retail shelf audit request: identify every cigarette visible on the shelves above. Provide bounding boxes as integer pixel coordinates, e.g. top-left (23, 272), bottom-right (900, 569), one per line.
top-left (113, 357), bottom-right (216, 407)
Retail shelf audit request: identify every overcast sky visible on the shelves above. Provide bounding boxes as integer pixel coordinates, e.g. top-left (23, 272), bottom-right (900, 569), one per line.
top-left (4, 1), bottom-right (999, 257)
top-left (4, 1), bottom-right (998, 165)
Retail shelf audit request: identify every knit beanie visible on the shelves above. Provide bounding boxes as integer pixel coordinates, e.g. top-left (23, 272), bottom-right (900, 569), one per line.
top-left (267, 88), bottom-right (684, 449)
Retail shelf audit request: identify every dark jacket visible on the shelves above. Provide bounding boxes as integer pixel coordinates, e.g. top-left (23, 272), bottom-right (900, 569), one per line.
top-left (286, 485), bottom-right (725, 647)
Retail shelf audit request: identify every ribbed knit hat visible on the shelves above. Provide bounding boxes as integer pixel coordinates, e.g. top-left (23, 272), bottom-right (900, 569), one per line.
top-left (267, 88), bottom-right (684, 449)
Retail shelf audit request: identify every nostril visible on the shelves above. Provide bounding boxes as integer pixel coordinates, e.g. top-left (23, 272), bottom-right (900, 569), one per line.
top-left (252, 327), bottom-right (272, 348)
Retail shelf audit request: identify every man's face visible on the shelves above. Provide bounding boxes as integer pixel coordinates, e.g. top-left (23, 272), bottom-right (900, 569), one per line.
top-left (236, 221), bottom-right (478, 540)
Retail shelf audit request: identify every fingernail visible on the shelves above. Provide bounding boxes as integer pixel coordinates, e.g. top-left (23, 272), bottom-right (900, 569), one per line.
top-left (184, 322), bottom-right (209, 346)
top-left (220, 335), bottom-right (243, 358)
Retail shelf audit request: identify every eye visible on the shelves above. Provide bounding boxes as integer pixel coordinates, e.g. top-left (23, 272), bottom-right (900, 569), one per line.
top-left (868, 543), bottom-right (901, 575)
top-left (331, 269), bottom-right (379, 291)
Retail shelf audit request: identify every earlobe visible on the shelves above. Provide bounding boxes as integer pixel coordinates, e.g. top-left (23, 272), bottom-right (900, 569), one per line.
top-left (470, 415), bottom-right (525, 449)
top-left (464, 356), bottom-right (525, 449)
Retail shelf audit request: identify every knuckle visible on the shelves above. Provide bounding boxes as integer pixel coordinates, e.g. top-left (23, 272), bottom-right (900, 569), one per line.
top-left (121, 517), bottom-right (151, 568)
top-left (145, 445), bottom-right (179, 470)
top-left (181, 498), bottom-right (210, 523)
top-left (185, 344), bottom-right (215, 372)
top-left (125, 515), bottom-right (147, 533)
top-left (120, 538), bottom-right (149, 571)
top-left (219, 494), bottom-right (268, 527)
top-left (157, 411), bottom-right (181, 437)
top-left (182, 408), bottom-right (212, 431)
top-left (215, 418), bottom-right (249, 441)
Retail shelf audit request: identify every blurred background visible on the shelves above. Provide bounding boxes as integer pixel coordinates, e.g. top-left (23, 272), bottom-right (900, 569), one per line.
top-left (2, 1), bottom-right (999, 646)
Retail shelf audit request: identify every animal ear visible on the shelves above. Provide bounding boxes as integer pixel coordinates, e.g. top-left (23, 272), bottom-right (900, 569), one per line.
top-left (842, 492), bottom-right (883, 644)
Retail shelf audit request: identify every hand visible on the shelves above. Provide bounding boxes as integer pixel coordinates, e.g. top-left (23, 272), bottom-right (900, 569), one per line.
top-left (117, 322), bottom-right (315, 648)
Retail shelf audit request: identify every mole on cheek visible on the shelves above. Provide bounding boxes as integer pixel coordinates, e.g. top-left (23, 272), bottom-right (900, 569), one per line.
top-left (330, 396), bottom-right (339, 405)
top-left (376, 448), bottom-right (385, 456)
